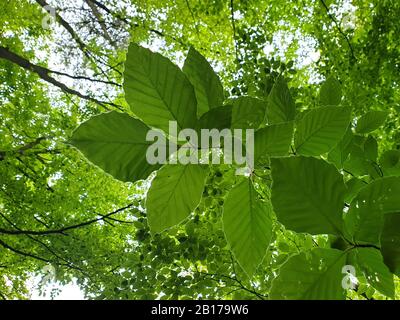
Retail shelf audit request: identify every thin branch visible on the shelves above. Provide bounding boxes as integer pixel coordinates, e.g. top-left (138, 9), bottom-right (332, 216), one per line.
top-left (0, 239), bottom-right (50, 263)
top-left (185, 0), bottom-right (200, 39)
top-left (99, 214), bottom-right (134, 224)
top-left (0, 236), bottom-right (92, 279)
top-left (229, 0), bottom-right (240, 66)
top-left (319, 0), bottom-right (356, 61)
top-left (88, 0), bottom-right (185, 46)
top-left (194, 264), bottom-right (267, 300)
top-left (0, 291), bottom-right (7, 300)
top-left (0, 203), bottom-right (134, 236)
top-left (86, 0), bottom-right (129, 24)
top-left (48, 69), bottom-right (121, 87)
top-left (0, 46), bottom-right (123, 110)
top-left (35, 0), bottom-right (123, 77)
top-left (84, 0), bottom-right (116, 47)
top-left (0, 137), bottom-right (49, 161)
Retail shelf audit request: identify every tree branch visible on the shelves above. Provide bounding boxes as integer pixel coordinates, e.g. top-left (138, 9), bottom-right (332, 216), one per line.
top-left (0, 46), bottom-right (123, 110)
top-left (319, 0), bottom-right (356, 61)
top-left (87, 0), bottom-right (185, 46)
top-left (84, 0), bottom-right (116, 47)
top-left (35, 0), bottom-right (123, 77)
top-left (229, 0), bottom-right (240, 67)
top-left (0, 239), bottom-right (50, 263)
top-left (0, 203), bottom-right (135, 236)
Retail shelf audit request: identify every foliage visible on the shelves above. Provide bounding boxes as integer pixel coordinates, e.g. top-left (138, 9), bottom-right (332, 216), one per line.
top-left (0, 0), bottom-right (399, 300)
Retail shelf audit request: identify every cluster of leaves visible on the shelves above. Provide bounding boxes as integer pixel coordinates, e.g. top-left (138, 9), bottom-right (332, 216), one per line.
top-left (1, 0), bottom-right (400, 300)
top-left (71, 44), bottom-right (399, 299)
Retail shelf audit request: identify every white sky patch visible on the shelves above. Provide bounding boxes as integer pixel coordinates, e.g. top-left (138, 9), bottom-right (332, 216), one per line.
top-left (263, 43), bottom-right (274, 56)
top-left (142, 38), bottom-right (167, 53)
top-left (330, 0), bottom-right (357, 31)
top-left (233, 10), bottom-right (244, 20)
top-left (28, 276), bottom-right (85, 300)
top-left (261, 28), bottom-right (322, 83)
top-left (295, 35), bottom-right (320, 68)
top-left (272, 30), bottom-right (295, 60)
top-left (47, 171), bottom-right (63, 187)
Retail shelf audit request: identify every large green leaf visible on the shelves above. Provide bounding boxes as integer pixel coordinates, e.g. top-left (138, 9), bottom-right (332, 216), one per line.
top-left (345, 177), bottom-right (400, 245)
top-left (354, 248), bottom-right (394, 298)
top-left (327, 126), bottom-right (353, 168)
top-left (70, 111), bottom-right (160, 182)
top-left (343, 143), bottom-right (369, 177)
top-left (270, 248), bottom-right (346, 299)
top-left (340, 135), bottom-right (380, 177)
top-left (146, 164), bottom-right (208, 234)
top-left (271, 156), bottom-right (346, 236)
top-left (380, 150), bottom-right (400, 176)
top-left (231, 96), bottom-right (267, 129)
top-left (267, 76), bottom-right (296, 124)
top-left (380, 213), bottom-right (400, 276)
top-left (254, 122), bottom-right (294, 165)
top-left (124, 43), bottom-right (197, 133)
top-left (319, 76), bottom-right (342, 106)
top-left (363, 135), bottom-right (378, 161)
top-left (182, 47), bottom-right (224, 117)
top-left (223, 179), bottom-right (273, 277)
top-left (355, 110), bottom-right (388, 134)
top-left (295, 106), bottom-right (351, 156)
top-left (196, 105), bottom-right (232, 131)
top-left (344, 177), bottom-right (367, 203)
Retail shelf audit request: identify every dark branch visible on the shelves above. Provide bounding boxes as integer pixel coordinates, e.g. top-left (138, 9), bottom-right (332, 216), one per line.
top-left (229, 0), bottom-right (240, 67)
top-left (0, 239), bottom-right (50, 263)
top-left (35, 0), bottom-right (123, 77)
top-left (84, 0), bottom-right (116, 47)
top-left (319, 0), bottom-right (357, 61)
top-left (0, 203), bottom-right (134, 236)
top-left (0, 46), bottom-right (123, 110)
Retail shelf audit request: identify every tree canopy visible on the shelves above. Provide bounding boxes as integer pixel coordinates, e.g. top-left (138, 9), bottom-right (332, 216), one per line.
top-left (0, 0), bottom-right (399, 300)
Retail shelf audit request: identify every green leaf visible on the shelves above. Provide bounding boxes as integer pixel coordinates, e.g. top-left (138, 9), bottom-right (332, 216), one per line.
top-left (231, 96), bottom-right (267, 129)
top-left (183, 47), bottom-right (224, 117)
top-left (254, 122), bottom-right (294, 165)
top-left (124, 43), bottom-right (197, 133)
top-left (363, 135), bottom-right (378, 161)
top-left (380, 150), bottom-right (400, 176)
top-left (343, 143), bottom-right (369, 176)
top-left (355, 111), bottom-right (388, 134)
top-left (70, 111), bottom-right (160, 182)
top-left (223, 179), bottom-right (273, 277)
top-left (295, 106), bottom-right (351, 156)
top-left (146, 164), bottom-right (208, 234)
top-left (270, 248), bottom-right (346, 299)
top-left (319, 76), bottom-right (342, 106)
top-left (380, 213), bottom-right (400, 276)
top-left (354, 248), bottom-right (395, 298)
top-left (345, 177), bottom-right (400, 245)
top-left (340, 134), bottom-right (380, 178)
top-left (196, 105), bottom-right (232, 131)
top-left (271, 156), bottom-right (346, 236)
top-left (267, 76), bottom-right (296, 124)
top-left (344, 177), bottom-right (367, 203)
top-left (352, 134), bottom-right (367, 147)
top-left (327, 126), bottom-right (353, 168)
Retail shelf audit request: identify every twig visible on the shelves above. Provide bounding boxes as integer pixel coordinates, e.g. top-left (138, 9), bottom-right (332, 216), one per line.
top-left (319, 0), bottom-right (356, 61)
top-left (229, 0), bottom-right (240, 67)
top-left (0, 203), bottom-right (134, 236)
top-left (0, 46), bottom-right (123, 110)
